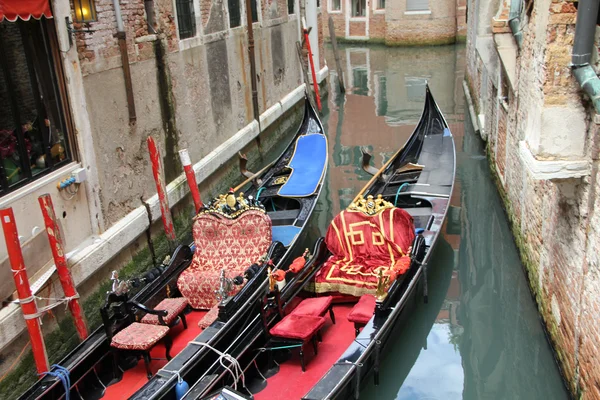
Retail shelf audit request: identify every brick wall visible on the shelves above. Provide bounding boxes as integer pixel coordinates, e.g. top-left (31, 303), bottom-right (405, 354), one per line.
top-left (322, 0), bottom-right (461, 45)
top-left (466, 0), bottom-right (600, 397)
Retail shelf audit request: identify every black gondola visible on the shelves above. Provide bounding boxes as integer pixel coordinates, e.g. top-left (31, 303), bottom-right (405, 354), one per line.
top-left (18, 95), bottom-right (328, 400)
top-left (184, 84), bottom-right (455, 400)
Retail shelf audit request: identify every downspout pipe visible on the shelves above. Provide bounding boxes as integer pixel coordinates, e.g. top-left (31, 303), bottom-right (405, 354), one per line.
top-left (508, 0), bottom-right (523, 49)
top-left (572, 0), bottom-right (600, 114)
top-left (112, 0), bottom-right (137, 123)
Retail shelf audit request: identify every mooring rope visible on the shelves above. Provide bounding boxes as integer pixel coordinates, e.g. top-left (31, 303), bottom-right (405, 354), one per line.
top-left (39, 365), bottom-right (71, 400)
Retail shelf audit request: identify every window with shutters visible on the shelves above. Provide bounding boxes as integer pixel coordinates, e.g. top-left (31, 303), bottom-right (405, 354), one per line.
top-left (406, 0), bottom-right (429, 12)
top-left (228, 0), bottom-right (241, 28)
top-left (176, 0), bottom-right (196, 39)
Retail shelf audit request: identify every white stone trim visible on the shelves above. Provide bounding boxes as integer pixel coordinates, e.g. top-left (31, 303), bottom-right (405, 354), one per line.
top-left (328, 0), bottom-right (342, 13)
top-left (0, 163), bottom-right (80, 209)
top-left (404, 10), bottom-right (431, 15)
top-left (317, 65), bottom-right (329, 83)
top-left (518, 141), bottom-right (590, 180)
top-left (0, 83), bottom-right (309, 351)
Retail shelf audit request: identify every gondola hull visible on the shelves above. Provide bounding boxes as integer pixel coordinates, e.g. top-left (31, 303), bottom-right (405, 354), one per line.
top-left (18, 95), bottom-right (327, 400)
top-left (187, 84), bottom-right (455, 400)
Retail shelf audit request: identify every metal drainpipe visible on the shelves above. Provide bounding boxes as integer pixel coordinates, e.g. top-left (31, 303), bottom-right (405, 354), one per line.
top-left (112, 0), bottom-right (137, 123)
top-left (508, 0), bottom-right (523, 49)
top-left (244, 0), bottom-right (262, 150)
top-left (572, 0), bottom-right (600, 114)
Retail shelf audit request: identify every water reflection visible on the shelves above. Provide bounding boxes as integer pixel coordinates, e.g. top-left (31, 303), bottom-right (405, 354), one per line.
top-left (313, 43), bottom-right (567, 399)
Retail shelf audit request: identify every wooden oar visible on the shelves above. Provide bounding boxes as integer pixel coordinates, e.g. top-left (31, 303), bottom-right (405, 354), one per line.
top-left (352, 145), bottom-right (408, 203)
top-left (233, 160), bottom-right (276, 193)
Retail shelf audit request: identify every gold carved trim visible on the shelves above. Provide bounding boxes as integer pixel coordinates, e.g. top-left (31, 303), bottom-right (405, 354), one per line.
top-left (347, 194), bottom-right (394, 216)
top-left (196, 189), bottom-right (266, 220)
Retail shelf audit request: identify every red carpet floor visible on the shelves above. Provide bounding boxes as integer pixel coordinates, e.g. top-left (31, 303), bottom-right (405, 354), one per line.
top-left (254, 304), bottom-right (356, 400)
top-left (103, 310), bottom-right (206, 400)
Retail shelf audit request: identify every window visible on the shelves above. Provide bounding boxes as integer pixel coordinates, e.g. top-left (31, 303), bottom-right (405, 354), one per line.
top-left (406, 0), bottom-right (429, 12)
top-left (376, 0), bottom-right (385, 10)
top-left (288, 0), bottom-right (295, 14)
top-left (228, 0), bottom-right (241, 28)
top-left (0, 19), bottom-right (72, 195)
top-left (330, 0), bottom-right (341, 11)
top-left (175, 0), bottom-right (196, 39)
top-left (251, 0), bottom-right (259, 22)
top-left (352, 0), bottom-right (366, 17)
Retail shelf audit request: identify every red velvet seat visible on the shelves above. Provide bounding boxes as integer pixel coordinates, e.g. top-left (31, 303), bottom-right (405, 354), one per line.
top-left (111, 322), bottom-right (170, 351)
top-left (270, 314), bottom-right (326, 341)
top-left (140, 297), bottom-right (189, 328)
top-left (347, 295), bottom-right (376, 336)
top-left (290, 296), bottom-right (335, 324)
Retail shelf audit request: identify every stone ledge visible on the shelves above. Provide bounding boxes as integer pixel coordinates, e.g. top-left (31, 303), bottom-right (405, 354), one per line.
top-left (519, 141), bottom-right (590, 180)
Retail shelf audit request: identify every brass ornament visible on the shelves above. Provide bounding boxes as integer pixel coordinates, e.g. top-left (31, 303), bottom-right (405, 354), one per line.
top-left (272, 176), bottom-right (288, 186)
top-left (347, 194), bottom-right (394, 216)
top-left (196, 189), bottom-right (266, 219)
top-left (375, 269), bottom-right (390, 301)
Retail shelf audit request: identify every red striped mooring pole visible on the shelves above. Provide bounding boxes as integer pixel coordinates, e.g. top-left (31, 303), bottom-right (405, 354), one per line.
top-left (38, 194), bottom-right (88, 340)
top-left (147, 136), bottom-right (176, 245)
top-left (178, 149), bottom-right (203, 213)
top-left (303, 18), bottom-right (322, 112)
top-left (0, 208), bottom-right (49, 374)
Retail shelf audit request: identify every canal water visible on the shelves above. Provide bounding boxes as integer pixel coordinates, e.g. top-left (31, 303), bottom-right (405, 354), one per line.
top-left (306, 44), bottom-right (569, 399)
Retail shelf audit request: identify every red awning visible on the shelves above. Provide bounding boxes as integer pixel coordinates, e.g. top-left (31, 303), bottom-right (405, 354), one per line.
top-left (0, 0), bottom-right (53, 22)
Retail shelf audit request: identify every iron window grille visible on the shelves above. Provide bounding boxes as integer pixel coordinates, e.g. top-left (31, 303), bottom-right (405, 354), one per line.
top-left (229, 0), bottom-right (241, 27)
top-left (176, 0), bottom-right (196, 39)
top-left (352, 0), bottom-right (366, 17)
top-left (0, 19), bottom-right (72, 196)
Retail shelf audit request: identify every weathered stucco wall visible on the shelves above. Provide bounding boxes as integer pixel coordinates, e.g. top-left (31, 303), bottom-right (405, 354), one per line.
top-left (465, 0), bottom-right (600, 397)
top-left (78, 1), bottom-right (302, 227)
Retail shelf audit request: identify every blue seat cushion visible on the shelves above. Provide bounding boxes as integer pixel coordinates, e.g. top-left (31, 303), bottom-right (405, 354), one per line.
top-left (272, 225), bottom-right (302, 247)
top-left (278, 134), bottom-right (327, 197)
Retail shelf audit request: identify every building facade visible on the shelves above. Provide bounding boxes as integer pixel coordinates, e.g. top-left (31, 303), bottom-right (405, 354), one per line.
top-left (322, 0), bottom-right (467, 45)
top-left (0, 0), bottom-right (327, 387)
top-left (465, 0), bottom-right (600, 397)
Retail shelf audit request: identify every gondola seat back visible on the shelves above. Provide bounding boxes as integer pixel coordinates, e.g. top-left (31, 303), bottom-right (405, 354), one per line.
top-left (177, 192), bottom-right (272, 309)
top-left (314, 195), bottom-right (415, 297)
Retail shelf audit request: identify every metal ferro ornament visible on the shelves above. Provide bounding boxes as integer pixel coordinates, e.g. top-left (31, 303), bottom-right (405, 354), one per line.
top-left (215, 269), bottom-right (234, 302)
top-left (375, 269), bottom-right (390, 301)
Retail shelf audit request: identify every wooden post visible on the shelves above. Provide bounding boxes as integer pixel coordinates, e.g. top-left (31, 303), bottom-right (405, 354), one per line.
top-left (147, 136), bottom-right (176, 247)
top-left (328, 16), bottom-right (345, 93)
top-left (178, 149), bottom-right (203, 213)
top-left (302, 18), bottom-right (322, 112)
top-left (38, 194), bottom-right (88, 340)
top-left (0, 208), bottom-right (49, 374)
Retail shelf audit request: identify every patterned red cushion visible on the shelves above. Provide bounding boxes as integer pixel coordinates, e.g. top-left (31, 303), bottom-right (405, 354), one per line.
top-left (140, 297), bottom-right (188, 325)
top-left (198, 305), bottom-right (219, 329)
top-left (178, 210), bottom-right (272, 309)
top-left (290, 296), bottom-right (332, 318)
top-left (347, 295), bottom-right (376, 324)
top-left (111, 322), bottom-right (169, 351)
top-left (270, 314), bottom-right (326, 341)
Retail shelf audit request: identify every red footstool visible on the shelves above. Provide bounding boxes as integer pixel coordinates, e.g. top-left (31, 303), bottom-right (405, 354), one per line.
top-left (347, 295), bottom-right (376, 336)
top-left (290, 296), bottom-right (335, 324)
top-left (140, 297), bottom-right (189, 329)
top-left (269, 314), bottom-right (326, 372)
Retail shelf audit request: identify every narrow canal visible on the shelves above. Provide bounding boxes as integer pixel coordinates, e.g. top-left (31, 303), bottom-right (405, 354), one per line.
top-left (304, 44), bottom-right (569, 399)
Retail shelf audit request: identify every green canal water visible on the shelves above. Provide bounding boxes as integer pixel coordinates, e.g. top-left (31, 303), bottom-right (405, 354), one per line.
top-left (304, 44), bottom-right (569, 400)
